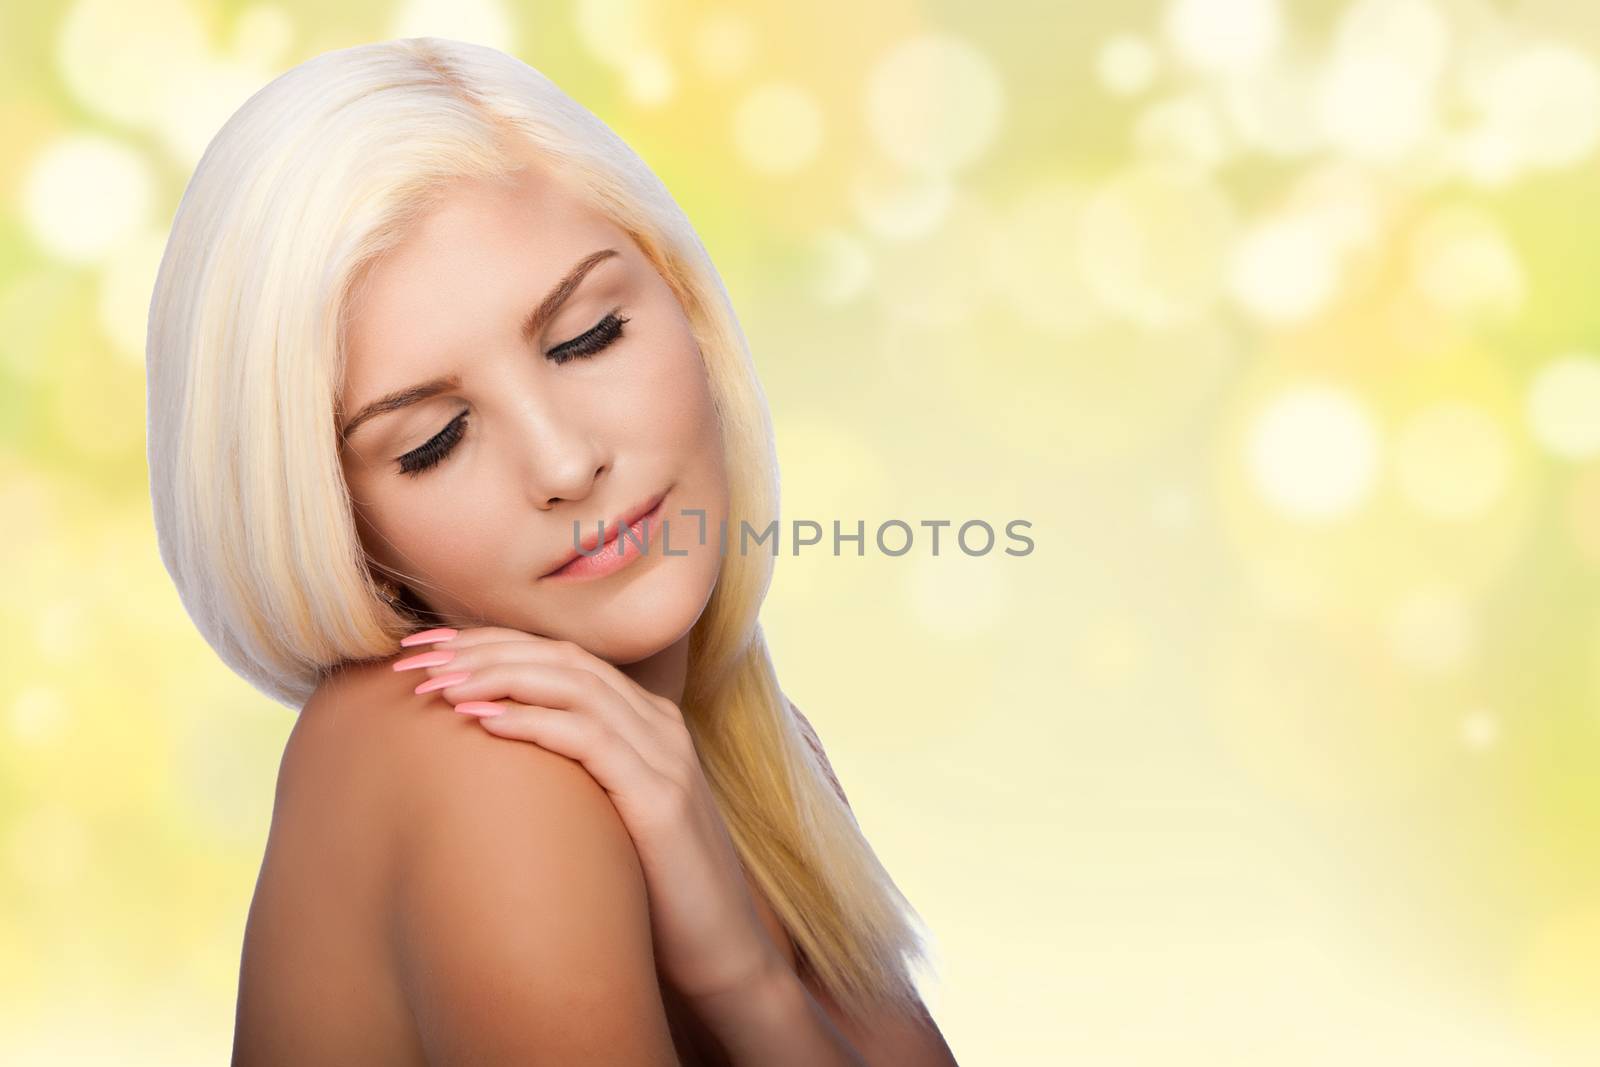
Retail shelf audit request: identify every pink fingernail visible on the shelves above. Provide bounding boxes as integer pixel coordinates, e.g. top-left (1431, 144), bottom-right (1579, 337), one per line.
top-left (394, 648), bottom-right (455, 671)
top-left (414, 670), bottom-right (471, 694)
top-left (400, 627), bottom-right (458, 647)
top-left (453, 701), bottom-right (505, 718)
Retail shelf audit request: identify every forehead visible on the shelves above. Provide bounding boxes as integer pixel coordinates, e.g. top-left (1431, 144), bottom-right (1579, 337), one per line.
top-left (341, 162), bottom-right (623, 395)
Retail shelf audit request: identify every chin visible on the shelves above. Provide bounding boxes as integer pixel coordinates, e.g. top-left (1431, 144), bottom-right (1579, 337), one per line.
top-left (563, 553), bottom-right (719, 665)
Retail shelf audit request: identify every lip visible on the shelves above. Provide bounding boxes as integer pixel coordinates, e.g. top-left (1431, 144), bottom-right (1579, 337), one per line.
top-left (541, 488), bottom-right (670, 581)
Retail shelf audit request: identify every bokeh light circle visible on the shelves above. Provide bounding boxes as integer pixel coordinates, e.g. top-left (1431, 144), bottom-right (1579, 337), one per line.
top-left (1475, 43), bottom-right (1600, 172)
top-left (1459, 708), bottom-right (1499, 750)
top-left (692, 10), bottom-right (755, 81)
top-left (1164, 0), bottom-right (1283, 73)
top-left (389, 0), bottom-right (516, 53)
top-left (21, 134), bottom-right (154, 265)
top-left (1526, 353), bottom-right (1600, 460)
top-left (622, 50), bottom-right (676, 108)
top-left (1135, 93), bottom-right (1231, 171)
top-left (1228, 214), bottom-right (1341, 323)
top-left (1098, 33), bottom-right (1159, 95)
top-left (57, 0), bottom-right (209, 127)
top-left (1219, 51), bottom-right (1323, 158)
top-left (865, 33), bottom-right (1005, 174)
top-left (1410, 205), bottom-right (1524, 320)
top-left (574, 0), bottom-right (659, 66)
top-left (1315, 55), bottom-right (1435, 162)
top-left (1246, 383), bottom-right (1381, 520)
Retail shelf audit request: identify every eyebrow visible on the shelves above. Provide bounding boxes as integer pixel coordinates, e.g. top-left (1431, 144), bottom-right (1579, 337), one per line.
top-left (338, 247), bottom-right (620, 441)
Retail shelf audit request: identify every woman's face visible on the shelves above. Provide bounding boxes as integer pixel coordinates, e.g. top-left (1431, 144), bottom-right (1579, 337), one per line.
top-left (338, 160), bottom-right (729, 665)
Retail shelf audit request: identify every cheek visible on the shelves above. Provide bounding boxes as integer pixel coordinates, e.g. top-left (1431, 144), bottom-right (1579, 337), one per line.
top-left (350, 475), bottom-right (506, 588)
top-left (627, 335), bottom-right (720, 449)
top-left (676, 357), bottom-right (729, 505)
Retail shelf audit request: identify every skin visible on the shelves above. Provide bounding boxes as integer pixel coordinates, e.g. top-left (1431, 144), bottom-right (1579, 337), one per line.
top-left (234, 151), bottom-right (957, 1064)
top-left (336, 151), bottom-right (728, 699)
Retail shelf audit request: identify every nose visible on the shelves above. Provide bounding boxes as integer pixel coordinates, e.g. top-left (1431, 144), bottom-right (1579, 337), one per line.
top-left (508, 396), bottom-right (608, 510)
top-left (533, 457), bottom-right (606, 510)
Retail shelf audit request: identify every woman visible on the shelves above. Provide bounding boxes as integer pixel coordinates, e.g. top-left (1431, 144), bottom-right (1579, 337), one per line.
top-left (145, 36), bottom-right (957, 1065)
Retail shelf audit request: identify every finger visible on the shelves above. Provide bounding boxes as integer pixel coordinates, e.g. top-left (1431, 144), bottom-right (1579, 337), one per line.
top-left (442, 663), bottom-right (679, 777)
top-left (423, 635), bottom-right (678, 727)
top-left (417, 625), bottom-right (547, 650)
top-left (466, 700), bottom-right (680, 816)
top-left (393, 628), bottom-right (538, 672)
top-left (420, 654), bottom-right (698, 777)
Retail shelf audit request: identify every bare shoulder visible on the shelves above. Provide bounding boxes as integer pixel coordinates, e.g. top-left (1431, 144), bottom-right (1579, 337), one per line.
top-left (289, 654), bottom-right (647, 903)
top-left (253, 658), bottom-right (453, 899)
top-left (281, 658), bottom-right (620, 833)
top-left (290, 657), bottom-right (681, 1065)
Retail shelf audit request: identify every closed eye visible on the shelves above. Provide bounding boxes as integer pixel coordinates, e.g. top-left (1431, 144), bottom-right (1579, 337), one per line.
top-left (395, 308), bottom-right (631, 477)
top-left (548, 307), bottom-right (630, 364)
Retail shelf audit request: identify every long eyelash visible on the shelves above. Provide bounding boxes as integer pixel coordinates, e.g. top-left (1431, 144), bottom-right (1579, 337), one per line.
top-left (395, 310), bottom-right (631, 477)
top-left (549, 309), bottom-right (630, 365)
top-left (398, 410), bottom-right (468, 476)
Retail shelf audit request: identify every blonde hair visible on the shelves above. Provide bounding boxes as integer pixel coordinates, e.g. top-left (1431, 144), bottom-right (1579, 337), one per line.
top-left (146, 36), bottom-right (932, 1022)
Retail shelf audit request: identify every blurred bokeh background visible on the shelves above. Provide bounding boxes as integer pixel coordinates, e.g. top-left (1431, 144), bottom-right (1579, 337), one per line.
top-left (3, 0), bottom-right (1600, 1062)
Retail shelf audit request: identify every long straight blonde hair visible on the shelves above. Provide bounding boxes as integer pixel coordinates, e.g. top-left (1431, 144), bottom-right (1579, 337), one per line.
top-left (145, 36), bottom-right (933, 1022)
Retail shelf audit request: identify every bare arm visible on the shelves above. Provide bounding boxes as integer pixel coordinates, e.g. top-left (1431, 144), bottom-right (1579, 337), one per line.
top-left (390, 688), bottom-right (872, 1065)
top-left (350, 658), bottom-right (951, 1064)
top-left (690, 963), bottom-right (868, 1067)
top-left (388, 709), bottom-right (683, 1065)
top-left (809, 978), bottom-right (962, 1067)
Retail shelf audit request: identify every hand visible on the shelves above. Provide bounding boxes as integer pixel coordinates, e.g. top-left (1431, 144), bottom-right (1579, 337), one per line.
top-left (393, 625), bottom-right (791, 1006)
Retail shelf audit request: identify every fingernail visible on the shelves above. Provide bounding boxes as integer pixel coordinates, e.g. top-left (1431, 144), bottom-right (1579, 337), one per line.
top-left (453, 701), bottom-right (505, 718)
top-left (394, 648), bottom-right (455, 671)
top-left (400, 627), bottom-right (458, 647)
top-left (415, 670), bottom-right (471, 694)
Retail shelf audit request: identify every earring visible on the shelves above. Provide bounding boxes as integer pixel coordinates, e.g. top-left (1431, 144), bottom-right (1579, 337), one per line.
top-left (377, 579), bottom-right (405, 605)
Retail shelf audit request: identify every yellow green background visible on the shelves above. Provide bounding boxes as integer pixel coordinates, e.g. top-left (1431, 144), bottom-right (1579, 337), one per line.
top-left (4, 0), bottom-right (1600, 1062)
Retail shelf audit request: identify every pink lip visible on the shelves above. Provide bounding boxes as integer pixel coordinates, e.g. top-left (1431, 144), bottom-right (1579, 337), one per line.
top-left (542, 488), bottom-right (669, 581)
